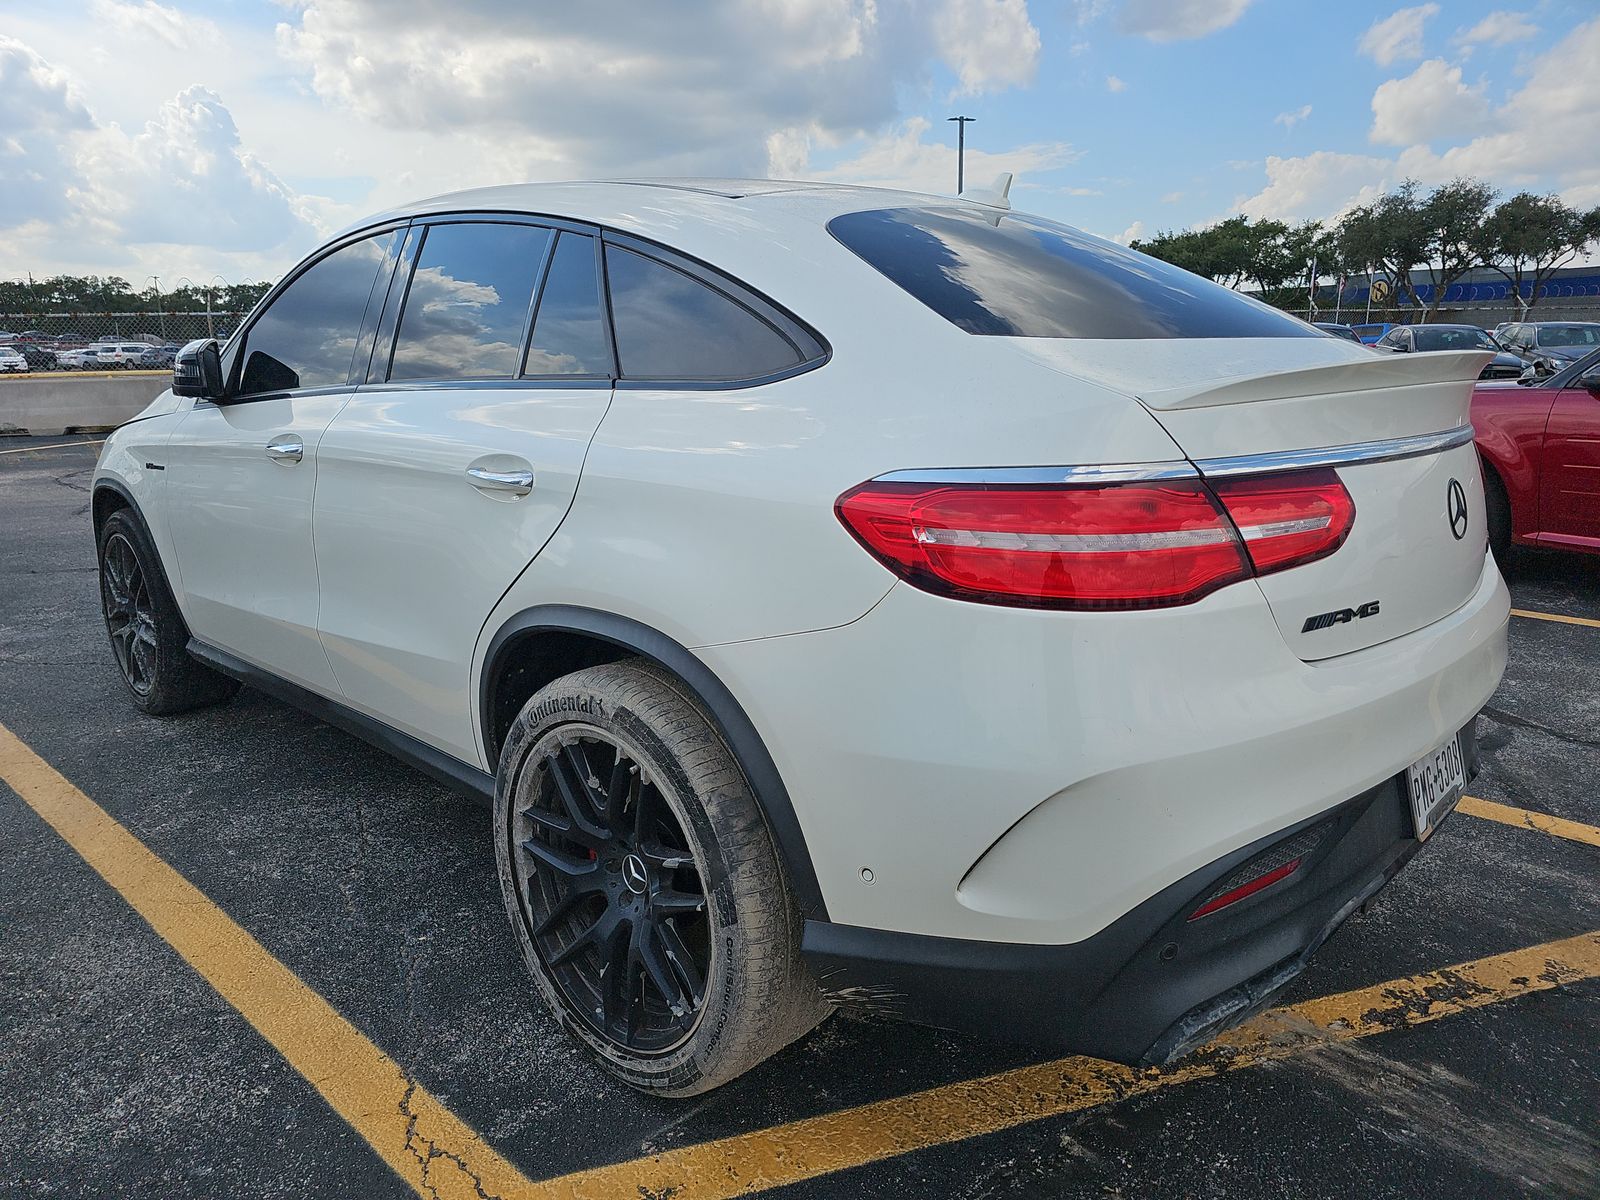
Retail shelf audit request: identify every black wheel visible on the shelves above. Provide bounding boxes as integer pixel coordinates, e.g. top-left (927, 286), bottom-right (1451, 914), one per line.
top-left (97, 509), bottom-right (240, 714)
top-left (1482, 466), bottom-right (1512, 563)
top-left (495, 661), bottom-right (827, 1096)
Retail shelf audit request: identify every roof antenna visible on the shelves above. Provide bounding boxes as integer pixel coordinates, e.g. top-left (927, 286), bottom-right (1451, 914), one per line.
top-left (959, 171), bottom-right (1013, 211)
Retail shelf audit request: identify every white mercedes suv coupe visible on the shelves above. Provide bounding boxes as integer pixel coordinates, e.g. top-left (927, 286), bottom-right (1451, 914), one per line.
top-left (93, 179), bottom-right (1509, 1095)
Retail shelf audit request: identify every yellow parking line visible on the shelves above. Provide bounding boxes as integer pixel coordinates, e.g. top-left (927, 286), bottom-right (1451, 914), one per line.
top-left (0, 720), bottom-right (536, 1200)
top-left (1460, 794), bottom-right (1600, 848)
top-left (0, 438), bottom-right (107, 456)
top-left (1512, 608), bottom-right (1600, 630)
top-left (4, 716), bottom-right (1598, 1200)
top-left (537, 928), bottom-right (1600, 1199)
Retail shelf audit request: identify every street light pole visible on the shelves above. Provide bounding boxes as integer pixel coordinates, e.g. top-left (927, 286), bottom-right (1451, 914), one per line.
top-left (947, 115), bottom-right (975, 194)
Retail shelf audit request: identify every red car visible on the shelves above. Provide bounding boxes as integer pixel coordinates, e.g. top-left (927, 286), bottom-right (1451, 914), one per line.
top-left (1472, 346), bottom-right (1600, 557)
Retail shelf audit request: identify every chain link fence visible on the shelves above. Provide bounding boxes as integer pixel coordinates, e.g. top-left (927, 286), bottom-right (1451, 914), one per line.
top-left (0, 310), bottom-right (251, 372)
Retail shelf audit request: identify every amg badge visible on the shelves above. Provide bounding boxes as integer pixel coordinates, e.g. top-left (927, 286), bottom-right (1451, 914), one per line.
top-left (1302, 600), bottom-right (1381, 633)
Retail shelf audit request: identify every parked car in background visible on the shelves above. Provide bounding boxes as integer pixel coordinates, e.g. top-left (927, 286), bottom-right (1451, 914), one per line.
top-left (93, 179), bottom-right (1507, 1096)
top-left (1497, 322), bottom-right (1600, 378)
top-left (0, 346), bottom-right (28, 373)
top-left (1375, 325), bottom-right (1526, 379)
top-left (1314, 322), bottom-right (1362, 343)
top-left (56, 347), bottom-right (103, 369)
top-left (17, 343), bottom-right (59, 371)
top-left (89, 342), bottom-right (160, 368)
top-left (136, 344), bottom-right (180, 370)
top-left (1472, 346), bottom-right (1600, 558)
top-left (1348, 322), bottom-right (1398, 345)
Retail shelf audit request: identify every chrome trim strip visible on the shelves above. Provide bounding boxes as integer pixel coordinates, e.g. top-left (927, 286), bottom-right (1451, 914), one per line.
top-left (1194, 426), bottom-right (1474, 479)
top-left (874, 461), bottom-right (1198, 485)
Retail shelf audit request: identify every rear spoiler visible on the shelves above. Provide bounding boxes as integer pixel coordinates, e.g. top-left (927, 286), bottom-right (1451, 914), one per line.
top-left (1138, 350), bottom-right (1493, 412)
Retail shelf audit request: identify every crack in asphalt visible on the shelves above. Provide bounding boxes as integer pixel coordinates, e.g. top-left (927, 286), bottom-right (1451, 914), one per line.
top-left (399, 1080), bottom-right (500, 1200)
top-left (1482, 703), bottom-right (1600, 753)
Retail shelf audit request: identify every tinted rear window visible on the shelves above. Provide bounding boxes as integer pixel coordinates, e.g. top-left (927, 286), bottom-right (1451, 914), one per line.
top-left (827, 207), bottom-right (1317, 340)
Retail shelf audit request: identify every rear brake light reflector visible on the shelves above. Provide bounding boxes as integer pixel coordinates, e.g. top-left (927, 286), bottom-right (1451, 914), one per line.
top-left (1187, 859), bottom-right (1302, 920)
top-left (834, 480), bottom-right (1251, 610)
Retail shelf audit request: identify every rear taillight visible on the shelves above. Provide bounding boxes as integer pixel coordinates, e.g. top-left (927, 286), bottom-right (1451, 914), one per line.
top-left (1209, 468), bottom-right (1355, 574)
top-left (835, 469), bottom-right (1354, 611)
top-left (834, 480), bottom-right (1251, 611)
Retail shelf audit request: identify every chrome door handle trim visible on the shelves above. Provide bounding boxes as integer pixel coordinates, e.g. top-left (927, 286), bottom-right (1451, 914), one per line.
top-left (265, 436), bottom-right (304, 464)
top-left (466, 465), bottom-right (535, 495)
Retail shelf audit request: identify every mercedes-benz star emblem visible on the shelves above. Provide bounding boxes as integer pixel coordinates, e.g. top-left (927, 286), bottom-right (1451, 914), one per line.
top-left (1447, 478), bottom-right (1469, 541)
top-left (622, 853), bottom-right (649, 894)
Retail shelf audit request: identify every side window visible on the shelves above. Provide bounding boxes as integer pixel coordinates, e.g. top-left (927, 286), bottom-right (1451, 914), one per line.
top-left (523, 233), bottom-right (611, 377)
top-left (1378, 330), bottom-right (1401, 348)
top-left (605, 245), bottom-right (803, 381)
top-left (389, 222), bottom-right (551, 381)
top-left (239, 232), bottom-right (394, 395)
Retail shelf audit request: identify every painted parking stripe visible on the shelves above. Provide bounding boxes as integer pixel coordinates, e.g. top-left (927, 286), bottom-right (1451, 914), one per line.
top-left (0, 720), bottom-right (536, 1200)
top-left (4, 717), bottom-right (1597, 1199)
top-left (0, 438), bottom-right (107, 456)
top-left (1512, 608), bottom-right (1600, 630)
top-left (535, 929), bottom-right (1600, 1199)
top-left (1460, 794), bottom-right (1600, 848)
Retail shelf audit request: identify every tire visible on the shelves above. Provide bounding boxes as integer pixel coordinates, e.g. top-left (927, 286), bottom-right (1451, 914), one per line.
top-left (1482, 467), bottom-right (1512, 563)
top-left (97, 509), bottom-right (240, 715)
top-left (494, 660), bottom-right (828, 1096)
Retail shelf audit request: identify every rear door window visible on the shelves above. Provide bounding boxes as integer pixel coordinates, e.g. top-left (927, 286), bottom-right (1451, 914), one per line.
top-left (605, 245), bottom-right (806, 380)
top-left (827, 206), bottom-right (1318, 340)
top-left (523, 233), bottom-right (611, 377)
top-left (389, 222), bottom-right (551, 381)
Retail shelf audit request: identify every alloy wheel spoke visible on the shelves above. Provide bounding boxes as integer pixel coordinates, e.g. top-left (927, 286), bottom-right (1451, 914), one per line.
top-left (656, 917), bottom-right (705, 1008)
top-left (520, 836), bottom-right (601, 881)
top-left (520, 803), bottom-right (606, 850)
top-left (546, 746), bottom-right (610, 843)
top-left (652, 887), bottom-right (706, 918)
top-left (638, 921), bottom-right (691, 1018)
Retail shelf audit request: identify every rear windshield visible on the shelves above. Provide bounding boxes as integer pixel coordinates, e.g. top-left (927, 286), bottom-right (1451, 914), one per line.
top-left (827, 206), bottom-right (1318, 340)
top-left (1414, 327), bottom-right (1494, 351)
top-left (1537, 325), bottom-right (1600, 348)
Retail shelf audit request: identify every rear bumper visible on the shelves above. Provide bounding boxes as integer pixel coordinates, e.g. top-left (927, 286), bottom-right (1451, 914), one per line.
top-left (802, 720), bottom-right (1478, 1065)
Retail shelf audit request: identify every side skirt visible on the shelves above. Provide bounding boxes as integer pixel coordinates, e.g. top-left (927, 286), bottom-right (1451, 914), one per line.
top-left (187, 639), bottom-right (495, 802)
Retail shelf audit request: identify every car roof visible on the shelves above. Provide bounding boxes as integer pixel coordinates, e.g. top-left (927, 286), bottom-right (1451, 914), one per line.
top-left (355, 178), bottom-right (951, 240)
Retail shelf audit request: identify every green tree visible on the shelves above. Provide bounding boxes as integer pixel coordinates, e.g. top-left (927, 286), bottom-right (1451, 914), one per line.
top-left (1419, 178), bottom-right (1497, 319)
top-left (1475, 192), bottom-right (1600, 314)
top-left (1336, 181), bottom-right (1432, 313)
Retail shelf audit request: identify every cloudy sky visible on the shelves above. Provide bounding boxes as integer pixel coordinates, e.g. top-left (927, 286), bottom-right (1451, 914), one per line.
top-left (3, 0), bottom-right (1598, 286)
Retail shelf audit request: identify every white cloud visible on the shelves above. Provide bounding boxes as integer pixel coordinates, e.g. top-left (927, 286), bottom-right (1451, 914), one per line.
top-left (1237, 151), bottom-right (1393, 222)
top-left (1274, 104), bottom-right (1312, 129)
top-left (91, 0), bottom-right (215, 49)
top-left (275, 0), bottom-right (1041, 181)
top-left (1394, 16), bottom-right (1600, 196)
top-left (1161, 190), bottom-right (1183, 203)
top-left (933, 0), bottom-right (1041, 94)
top-left (1358, 4), bottom-right (1438, 66)
top-left (78, 86), bottom-right (316, 252)
top-left (807, 116), bottom-right (1080, 194)
top-left (1117, 0), bottom-right (1255, 42)
top-left (0, 36), bottom-right (93, 228)
top-left (1370, 59), bottom-right (1489, 146)
top-left (1457, 11), bottom-right (1537, 47)
top-left (1105, 74), bottom-right (1127, 92)
top-left (1116, 220), bottom-right (1145, 245)
top-left (1238, 15), bottom-right (1600, 226)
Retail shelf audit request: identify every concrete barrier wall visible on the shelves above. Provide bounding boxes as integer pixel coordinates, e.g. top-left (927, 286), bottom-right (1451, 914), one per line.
top-left (0, 372), bottom-right (170, 437)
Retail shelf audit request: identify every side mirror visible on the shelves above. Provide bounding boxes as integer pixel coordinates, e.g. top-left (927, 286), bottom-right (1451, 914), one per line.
top-left (1582, 368), bottom-right (1600, 395)
top-left (172, 338), bottom-right (224, 400)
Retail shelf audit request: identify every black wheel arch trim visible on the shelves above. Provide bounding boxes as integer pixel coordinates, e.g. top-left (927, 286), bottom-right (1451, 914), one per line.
top-left (480, 604), bottom-right (829, 921)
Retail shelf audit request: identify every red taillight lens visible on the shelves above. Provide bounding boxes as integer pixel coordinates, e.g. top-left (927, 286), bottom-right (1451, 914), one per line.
top-left (1209, 468), bottom-right (1355, 574)
top-left (1187, 858), bottom-right (1303, 920)
top-left (834, 480), bottom-right (1252, 610)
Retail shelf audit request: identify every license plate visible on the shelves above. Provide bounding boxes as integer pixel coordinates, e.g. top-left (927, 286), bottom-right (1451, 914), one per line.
top-left (1406, 734), bottom-right (1466, 840)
